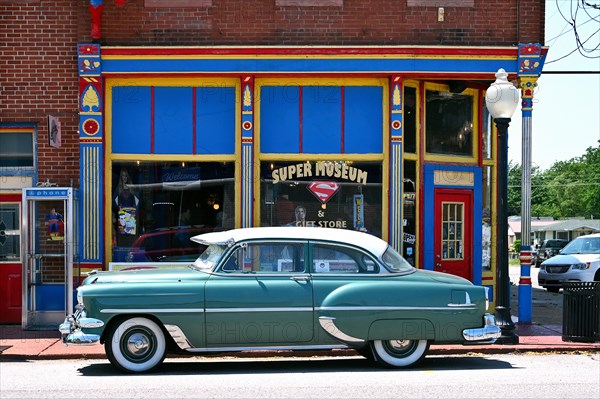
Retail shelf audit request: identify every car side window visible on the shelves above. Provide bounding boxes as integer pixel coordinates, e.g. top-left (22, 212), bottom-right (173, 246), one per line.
top-left (220, 242), bottom-right (305, 273)
top-left (311, 244), bottom-right (378, 273)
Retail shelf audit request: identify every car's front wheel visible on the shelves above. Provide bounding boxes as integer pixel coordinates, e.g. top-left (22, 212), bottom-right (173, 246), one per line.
top-left (545, 286), bottom-right (560, 293)
top-left (371, 339), bottom-right (429, 368)
top-left (106, 317), bottom-right (167, 373)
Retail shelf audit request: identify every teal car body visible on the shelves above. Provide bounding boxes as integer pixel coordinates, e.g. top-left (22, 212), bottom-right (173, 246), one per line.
top-left (60, 227), bottom-right (499, 373)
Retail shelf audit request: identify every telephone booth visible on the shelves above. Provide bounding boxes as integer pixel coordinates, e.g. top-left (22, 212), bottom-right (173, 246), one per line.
top-left (21, 188), bottom-right (75, 330)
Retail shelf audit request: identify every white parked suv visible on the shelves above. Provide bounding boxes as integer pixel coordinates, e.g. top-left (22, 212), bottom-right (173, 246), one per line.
top-left (538, 233), bottom-right (600, 292)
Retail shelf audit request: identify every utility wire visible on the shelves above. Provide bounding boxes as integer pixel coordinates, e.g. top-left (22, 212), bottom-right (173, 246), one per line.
top-left (546, 0), bottom-right (600, 63)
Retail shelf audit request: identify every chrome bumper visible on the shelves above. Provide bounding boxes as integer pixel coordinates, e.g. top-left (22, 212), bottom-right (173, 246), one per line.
top-left (462, 314), bottom-right (501, 343)
top-left (59, 309), bottom-right (104, 346)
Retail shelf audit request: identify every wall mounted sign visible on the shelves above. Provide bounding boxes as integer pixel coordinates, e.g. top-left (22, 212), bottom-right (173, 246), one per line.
top-left (48, 115), bottom-right (61, 148)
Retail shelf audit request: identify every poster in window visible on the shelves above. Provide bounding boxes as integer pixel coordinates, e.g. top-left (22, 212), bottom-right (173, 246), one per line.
top-left (118, 206), bottom-right (137, 235)
top-left (48, 115), bottom-right (61, 148)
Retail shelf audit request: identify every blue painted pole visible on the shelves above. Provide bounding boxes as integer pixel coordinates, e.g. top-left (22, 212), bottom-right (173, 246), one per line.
top-left (518, 78), bottom-right (537, 323)
top-left (519, 246), bottom-right (533, 321)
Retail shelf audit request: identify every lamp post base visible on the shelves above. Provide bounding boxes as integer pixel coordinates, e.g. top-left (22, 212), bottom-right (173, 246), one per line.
top-left (495, 306), bottom-right (519, 344)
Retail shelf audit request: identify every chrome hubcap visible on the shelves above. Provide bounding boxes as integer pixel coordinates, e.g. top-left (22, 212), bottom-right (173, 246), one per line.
top-left (127, 333), bottom-right (150, 356)
top-left (388, 340), bottom-right (411, 351)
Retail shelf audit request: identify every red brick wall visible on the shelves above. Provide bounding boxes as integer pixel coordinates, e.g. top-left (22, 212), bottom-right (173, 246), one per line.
top-left (96, 0), bottom-right (543, 46)
top-left (0, 1), bottom-right (87, 187)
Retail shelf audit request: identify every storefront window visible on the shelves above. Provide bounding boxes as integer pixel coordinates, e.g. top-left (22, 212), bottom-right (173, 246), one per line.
top-left (260, 161), bottom-right (382, 238)
top-left (482, 106), bottom-right (493, 160)
top-left (111, 161), bottom-right (235, 262)
top-left (403, 86), bottom-right (417, 154)
top-left (482, 165), bottom-right (493, 270)
top-left (425, 90), bottom-right (473, 156)
top-left (403, 160), bottom-right (417, 265)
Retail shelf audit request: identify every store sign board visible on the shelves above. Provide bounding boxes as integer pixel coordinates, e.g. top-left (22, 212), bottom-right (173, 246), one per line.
top-left (271, 161), bottom-right (368, 185)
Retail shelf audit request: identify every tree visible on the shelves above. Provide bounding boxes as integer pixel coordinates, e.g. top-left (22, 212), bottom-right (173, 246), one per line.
top-left (509, 141), bottom-right (600, 219)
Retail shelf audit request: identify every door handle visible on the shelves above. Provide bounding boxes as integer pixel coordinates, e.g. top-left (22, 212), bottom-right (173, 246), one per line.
top-left (291, 275), bottom-right (310, 283)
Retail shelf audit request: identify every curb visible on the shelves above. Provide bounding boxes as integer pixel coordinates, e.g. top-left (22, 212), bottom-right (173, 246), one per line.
top-left (2, 345), bottom-right (598, 361)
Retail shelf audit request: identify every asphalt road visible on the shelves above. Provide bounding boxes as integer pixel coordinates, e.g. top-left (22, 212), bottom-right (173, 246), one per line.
top-left (1, 353), bottom-right (598, 398)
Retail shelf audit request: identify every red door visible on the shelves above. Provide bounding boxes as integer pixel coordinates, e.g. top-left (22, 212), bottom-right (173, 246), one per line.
top-left (434, 189), bottom-right (473, 281)
top-left (0, 195), bottom-right (22, 323)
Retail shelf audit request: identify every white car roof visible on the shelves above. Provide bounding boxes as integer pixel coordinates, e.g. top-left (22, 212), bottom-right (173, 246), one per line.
top-left (191, 227), bottom-right (390, 257)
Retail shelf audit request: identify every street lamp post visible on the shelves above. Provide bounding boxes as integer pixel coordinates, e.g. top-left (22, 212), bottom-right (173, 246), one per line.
top-left (485, 68), bottom-right (520, 344)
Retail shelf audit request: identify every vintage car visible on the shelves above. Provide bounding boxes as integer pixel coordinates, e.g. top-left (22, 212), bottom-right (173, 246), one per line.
top-left (60, 227), bottom-right (499, 373)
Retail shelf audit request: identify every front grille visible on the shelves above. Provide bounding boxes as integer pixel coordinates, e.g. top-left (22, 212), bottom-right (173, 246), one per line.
top-left (545, 265), bottom-right (571, 274)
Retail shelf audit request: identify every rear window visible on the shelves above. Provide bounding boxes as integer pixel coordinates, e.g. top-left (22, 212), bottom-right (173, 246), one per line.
top-left (545, 240), bottom-right (567, 248)
top-left (381, 246), bottom-right (415, 273)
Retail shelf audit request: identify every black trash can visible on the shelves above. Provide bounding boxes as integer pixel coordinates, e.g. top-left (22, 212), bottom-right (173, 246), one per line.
top-left (562, 282), bottom-right (600, 343)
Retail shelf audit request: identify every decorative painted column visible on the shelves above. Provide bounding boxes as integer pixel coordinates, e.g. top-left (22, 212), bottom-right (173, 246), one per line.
top-left (389, 76), bottom-right (404, 252)
top-left (517, 43), bottom-right (543, 323)
top-left (78, 44), bottom-right (104, 271)
top-left (241, 76), bottom-right (255, 227)
top-left (88, 1), bottom-right (127, 40)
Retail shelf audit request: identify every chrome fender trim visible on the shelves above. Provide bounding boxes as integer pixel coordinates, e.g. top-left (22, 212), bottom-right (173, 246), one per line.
top-left (164, 324), bottom-right (193, 350)
top-left (462, 314), bottom-right (501, 342)
top-left (318, 316), bottom-right (364, 344)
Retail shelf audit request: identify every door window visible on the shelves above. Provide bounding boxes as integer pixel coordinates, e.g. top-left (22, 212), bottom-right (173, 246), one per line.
top-left (441, 202), bottom-right (464, 260)
top-left (221, 242), bottom-right (305, 273)
top-left (0, 204), bottom-right (20, 262)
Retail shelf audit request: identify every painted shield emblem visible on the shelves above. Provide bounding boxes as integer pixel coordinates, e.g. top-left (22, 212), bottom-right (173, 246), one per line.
top-left (307, 181), bottom-right (340, 204)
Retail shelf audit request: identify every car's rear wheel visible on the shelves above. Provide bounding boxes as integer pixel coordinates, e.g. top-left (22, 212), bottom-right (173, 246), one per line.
top-left (106, 317), bottom-right (166, 373)
top-left (371, 339), bottom-right (429, 368)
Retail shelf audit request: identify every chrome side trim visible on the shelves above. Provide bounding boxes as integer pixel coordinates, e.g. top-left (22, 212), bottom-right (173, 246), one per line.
top-left (318, 316), bottom-right (364, 343)
top-left (316, 305), bottom-right (475, 311)
top-left (185, 344), bottom-right (348, 353)
top-left (100, 308), bottom-right (205, 314)
top-left (205, 307), bottom-right (311, 313)
top-left (100, 304), bottom-right (477, 315)
top-left (164, 324), bottom-right (192, 350)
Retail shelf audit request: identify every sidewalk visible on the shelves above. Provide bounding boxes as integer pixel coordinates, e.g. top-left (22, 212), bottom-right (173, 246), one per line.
top-left (1, 322), bottom-right (598, 361)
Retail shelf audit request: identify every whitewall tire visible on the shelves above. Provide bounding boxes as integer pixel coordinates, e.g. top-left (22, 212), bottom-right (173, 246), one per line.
top-left (372, 339), bottom-right (429, 368)
top-left (106, 317), bottom-right (167, 373)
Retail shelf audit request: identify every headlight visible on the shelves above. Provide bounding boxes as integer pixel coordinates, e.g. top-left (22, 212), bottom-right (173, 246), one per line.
top-left (572, 262), bottom-right (590, 270)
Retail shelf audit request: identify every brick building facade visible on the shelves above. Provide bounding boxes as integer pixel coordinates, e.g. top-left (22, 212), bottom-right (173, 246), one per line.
top-left (1, 0), bottom-right (546, 328)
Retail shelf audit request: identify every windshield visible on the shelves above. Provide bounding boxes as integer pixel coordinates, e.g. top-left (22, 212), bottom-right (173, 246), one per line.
top-left (381, 246), bottom-right (415, 273)
top-left (192, 244), bottom-right (227, 271)
top-left (561, 237), bottom-right (600, 255)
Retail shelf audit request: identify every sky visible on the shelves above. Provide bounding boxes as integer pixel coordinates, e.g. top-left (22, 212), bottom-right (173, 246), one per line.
top-left (507, 0), bottom-right (600, 171)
